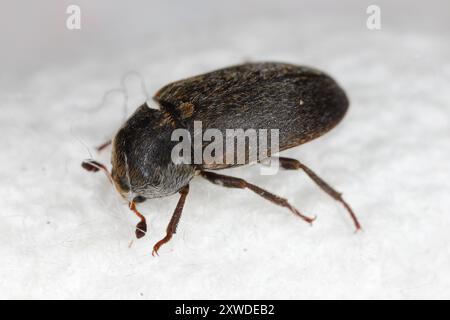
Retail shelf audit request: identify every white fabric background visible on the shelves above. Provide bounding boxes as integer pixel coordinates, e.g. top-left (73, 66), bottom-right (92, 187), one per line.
top-left (1, 0), bottom-right (449, 299)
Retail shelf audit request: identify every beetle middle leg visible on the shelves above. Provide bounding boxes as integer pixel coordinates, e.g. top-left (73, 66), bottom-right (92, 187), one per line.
top-left (152, 185), bottom-right (190, 256)
top-left (200, 171), bottom-right (315, 224)
top-left (277, 157), bottom-right (361, 231)
top-left (96, 140), bottom-right (112, 152)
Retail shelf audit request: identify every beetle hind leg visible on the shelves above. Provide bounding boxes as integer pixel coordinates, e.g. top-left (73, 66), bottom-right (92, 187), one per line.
top-left (200, 171), bottom-right (315, 224)
top-left (277, 157), bottom-right (361, 231)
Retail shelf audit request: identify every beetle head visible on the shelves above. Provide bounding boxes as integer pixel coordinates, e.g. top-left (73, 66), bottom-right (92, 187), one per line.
top-left (110, 103), bottom-right (195, 201)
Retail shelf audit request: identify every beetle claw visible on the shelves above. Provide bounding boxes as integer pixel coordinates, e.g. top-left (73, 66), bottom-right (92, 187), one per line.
top-left (306, 215), bottom-right (317, 225)
top-left (354, 226), bottom-right (362, 233)
top-left (291, 206), bottom-right (316, 225)
top-left (152, 244), bottom-right (161, 257)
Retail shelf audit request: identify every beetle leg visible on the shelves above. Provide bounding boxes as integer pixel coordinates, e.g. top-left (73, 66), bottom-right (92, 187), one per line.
top-left (81, 159), bottom-right (148, 238)
top-left (129, 202), bottom-right (148, 239)
top-left (277, 157), bottom-right (361, 231)
top-left (96, 140), bottom-right (112, 152)
top-left (152, 185), bottom-right (190, 256)
top-left (200, 171), bottom-right (315, 224)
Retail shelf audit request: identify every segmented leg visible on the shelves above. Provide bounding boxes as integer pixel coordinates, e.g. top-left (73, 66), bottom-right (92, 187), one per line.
top-left (200, 171), bottom-right (315, 224)
top-left (81, 159), bottom-right (148, 237)
top-left (152, 185), bottom-right (190, 256)
top-left (96, 140), bottom-right (112, 152)
top-left (277, 157), bottom-right (361, 231)
top-left (129, 201), bottom-right (148, 239)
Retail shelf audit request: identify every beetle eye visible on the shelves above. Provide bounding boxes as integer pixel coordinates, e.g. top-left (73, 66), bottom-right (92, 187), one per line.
top-left (133, 195), bottom-right (146, 203)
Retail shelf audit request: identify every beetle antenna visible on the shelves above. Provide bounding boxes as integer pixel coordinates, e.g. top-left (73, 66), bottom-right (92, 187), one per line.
top-left (69, 118), bottom-right (94, 160)
top-left (121, 71), bottom-right (150, 118)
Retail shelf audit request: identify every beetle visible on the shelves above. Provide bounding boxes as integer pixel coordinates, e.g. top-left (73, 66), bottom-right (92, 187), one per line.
top-left (82, 62), bottom-right (361, 255)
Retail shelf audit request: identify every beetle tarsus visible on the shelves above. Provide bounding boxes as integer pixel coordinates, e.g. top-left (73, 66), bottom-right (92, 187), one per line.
top-left (277, 157), bottom-right (362, 231)
top-left (152, 236), bottom-right (171, 256)
top-left (292, 207), bottom-right (316, 225)
top-left (341, 200), bottom-right (362, 232)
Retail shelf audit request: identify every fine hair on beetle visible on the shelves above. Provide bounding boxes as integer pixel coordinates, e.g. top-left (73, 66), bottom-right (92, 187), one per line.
top-left (82, 62), bottom-right (361, 256)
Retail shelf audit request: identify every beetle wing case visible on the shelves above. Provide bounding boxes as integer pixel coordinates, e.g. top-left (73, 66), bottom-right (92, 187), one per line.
top-left (154, 62), bottom-right (349, 160)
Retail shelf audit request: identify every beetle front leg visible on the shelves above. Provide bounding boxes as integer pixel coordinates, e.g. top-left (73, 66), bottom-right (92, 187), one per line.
top-left (81, 159), bottom-right (148, 238)
top-left (277, 157), bottom-right (361, 231)
top-left (200, 171), bottom-right (315, 224)
top-left (129, 202), bottom-right (147, 239)
top-left (152, 185), bottom-right (190, 256)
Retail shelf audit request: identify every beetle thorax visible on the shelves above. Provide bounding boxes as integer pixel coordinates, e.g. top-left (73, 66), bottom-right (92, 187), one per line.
top-left (110, 104), bottom-right (195, 200)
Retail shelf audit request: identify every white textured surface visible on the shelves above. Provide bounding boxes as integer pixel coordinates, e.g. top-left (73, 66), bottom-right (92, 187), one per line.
top-left (1, 0), bottom-right (450, 299)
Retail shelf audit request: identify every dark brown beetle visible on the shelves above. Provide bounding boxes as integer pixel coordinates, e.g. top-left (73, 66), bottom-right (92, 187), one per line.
top-left (82, 62), bottom-right (361, 255)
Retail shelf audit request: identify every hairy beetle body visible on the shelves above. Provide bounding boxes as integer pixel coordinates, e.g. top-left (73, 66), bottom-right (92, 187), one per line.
top-left (112, 62), bottom-right (348, 199)
top-left (84, 62), bottom-right (360, 255)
